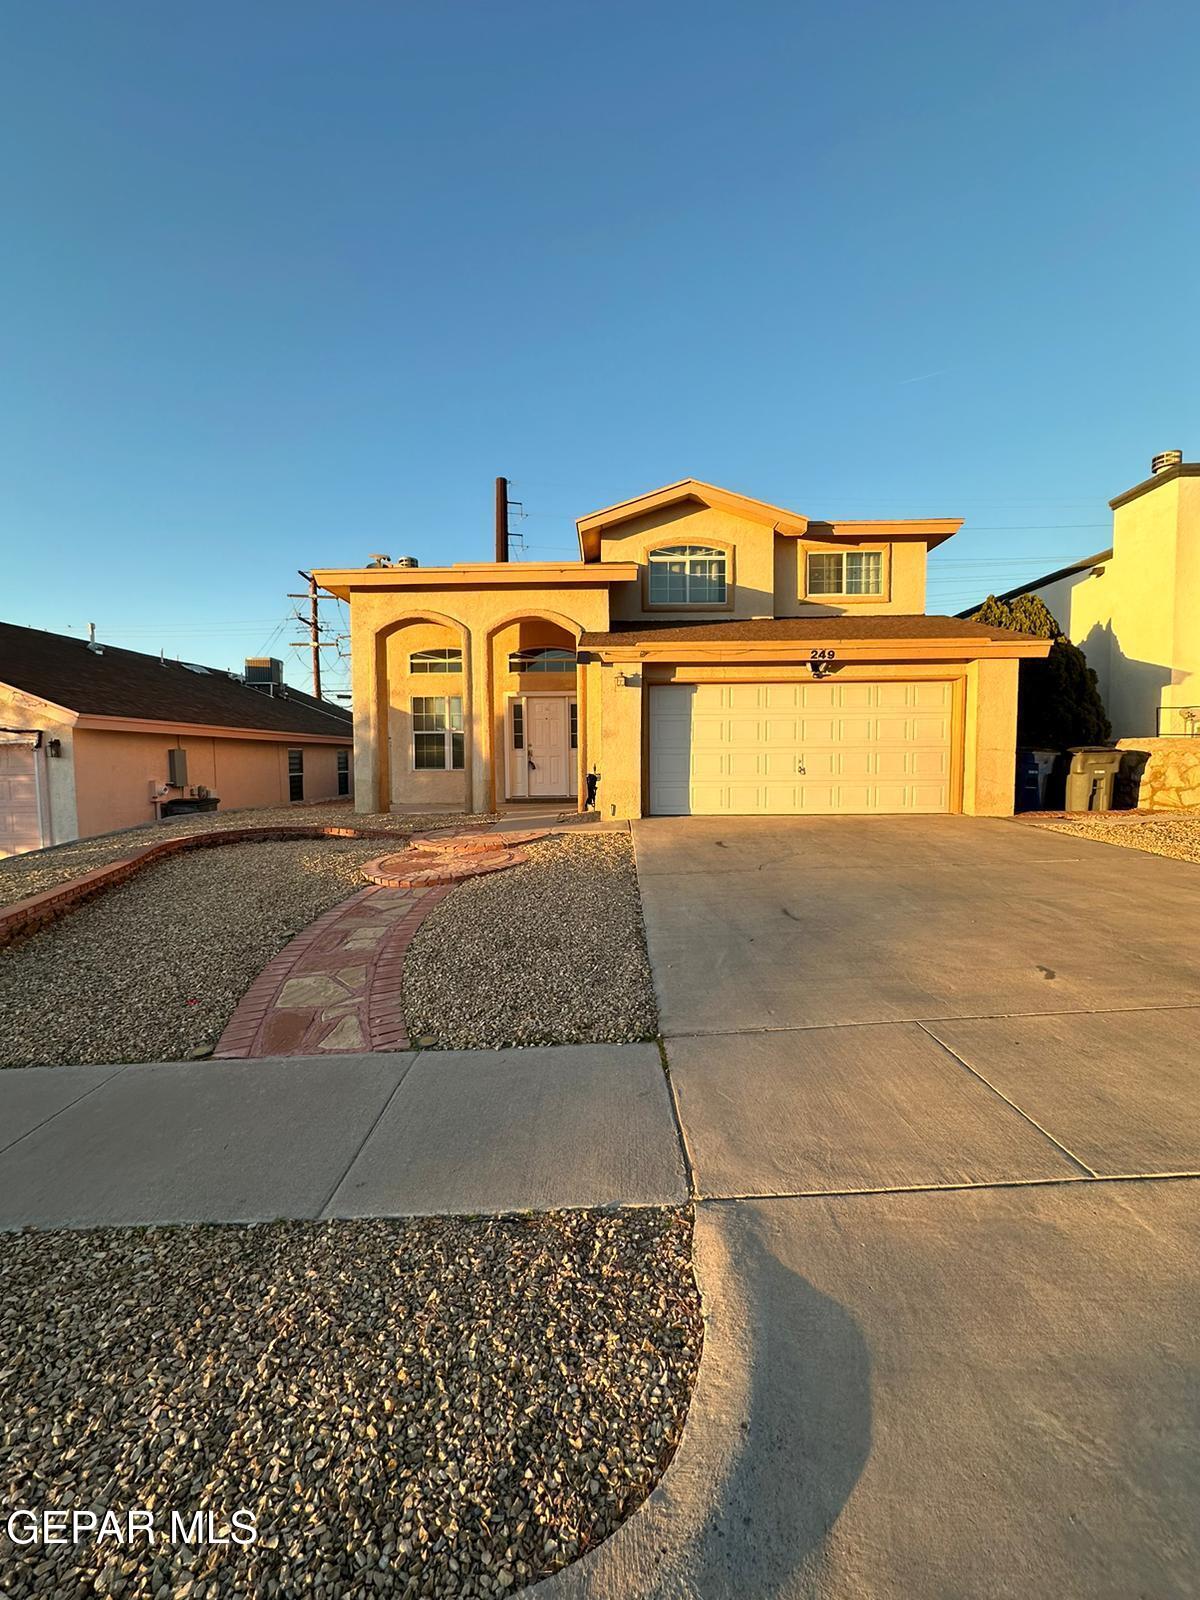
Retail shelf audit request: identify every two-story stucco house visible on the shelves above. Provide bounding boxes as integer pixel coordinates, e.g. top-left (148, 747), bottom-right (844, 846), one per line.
top-left (314, 480), bottom-right (1049, 820)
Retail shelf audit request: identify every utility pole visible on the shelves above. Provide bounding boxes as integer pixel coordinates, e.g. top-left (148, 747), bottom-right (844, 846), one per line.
top-left (288, 570), bottom-right (337, 699)
top-left (495, 476), bottom-right (509, 562)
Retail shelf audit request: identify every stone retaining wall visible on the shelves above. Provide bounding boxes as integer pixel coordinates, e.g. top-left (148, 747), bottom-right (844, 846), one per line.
top-left (0, 825), bottom-right (410, 949)
top-left (1116, 737), bottom-right (1200, 810)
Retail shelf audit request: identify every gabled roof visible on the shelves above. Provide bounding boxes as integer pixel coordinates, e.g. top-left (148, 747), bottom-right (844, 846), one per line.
top-left (0, 621), bottom-right (352, 738)
top-left (575, 478), bottom-right (961, 560)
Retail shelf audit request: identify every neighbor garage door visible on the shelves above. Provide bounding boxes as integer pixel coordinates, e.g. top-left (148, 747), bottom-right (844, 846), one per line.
top-left (0, 740), bottom-right (44, 857)
top-left (649, 681), bottom-right (954, 815)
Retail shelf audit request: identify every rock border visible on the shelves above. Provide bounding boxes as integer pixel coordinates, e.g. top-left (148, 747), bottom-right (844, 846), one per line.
top-left (0, 824), bottom-right (449, 950)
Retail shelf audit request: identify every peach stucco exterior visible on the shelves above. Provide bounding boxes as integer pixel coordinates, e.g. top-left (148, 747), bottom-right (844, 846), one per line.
top-left (0, 678), bottom-right (352, 853)
top-left (316, 481), bottom-right (1047, 822)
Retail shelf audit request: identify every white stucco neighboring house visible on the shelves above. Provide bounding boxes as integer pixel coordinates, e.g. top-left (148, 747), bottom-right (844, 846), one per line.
top-left (960, 452), bottom-right (1200, 741)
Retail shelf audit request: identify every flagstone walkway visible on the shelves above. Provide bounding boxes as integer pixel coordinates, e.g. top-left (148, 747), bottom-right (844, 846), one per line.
top-left (213, 827), bottom-right (555, 1058)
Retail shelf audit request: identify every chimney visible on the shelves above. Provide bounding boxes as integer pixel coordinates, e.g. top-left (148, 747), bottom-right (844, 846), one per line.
top-left (1152, 449), bottom-right (1184, 475)
top-left (495, 476), bottom-right (509, 562)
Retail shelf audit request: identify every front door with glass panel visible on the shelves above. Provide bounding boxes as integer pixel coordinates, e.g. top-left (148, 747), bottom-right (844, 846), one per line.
top-left (525, 696), bottom-right (570, 796)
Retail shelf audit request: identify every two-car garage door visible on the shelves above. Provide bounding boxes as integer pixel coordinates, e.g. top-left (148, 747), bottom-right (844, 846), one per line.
top-left (649, 681), bottom-right (954, 815)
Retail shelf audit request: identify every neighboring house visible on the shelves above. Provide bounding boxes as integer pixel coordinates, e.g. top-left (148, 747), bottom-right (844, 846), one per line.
top-left (957, 452), bottom-right (1200, 740)
top-left (0, 623), bottom-right (353, 856)
top-left (314, 479), bottom-right (1048, 820)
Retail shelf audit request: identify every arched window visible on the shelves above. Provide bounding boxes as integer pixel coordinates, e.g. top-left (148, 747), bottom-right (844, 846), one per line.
top-left (507, 647), bottom-right (577, 673)
top-left (647, 545), bottom-right (728, 605)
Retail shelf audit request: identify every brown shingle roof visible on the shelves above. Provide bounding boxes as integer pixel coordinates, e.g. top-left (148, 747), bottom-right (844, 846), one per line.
top-left (0, 622), bottom-right (352, 738)
top-left (579, 614), bottom-right (1046, 648)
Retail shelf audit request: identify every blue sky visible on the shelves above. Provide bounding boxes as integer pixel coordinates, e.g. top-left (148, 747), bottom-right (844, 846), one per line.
top-left (3, 0), bottom-right (1197, 697)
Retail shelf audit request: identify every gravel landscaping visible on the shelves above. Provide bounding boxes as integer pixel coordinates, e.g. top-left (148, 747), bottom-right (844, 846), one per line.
top-left (404, 834), bottom-right (659, 1048)
top-left (1038, 811), bottom-right (1200, 866)
top-left (0, 1208), bottom-right (702, 1600)
top-left (0, 839), bottom-right (386, 1067)
top-left (0, 805), bottom-right (489, 909)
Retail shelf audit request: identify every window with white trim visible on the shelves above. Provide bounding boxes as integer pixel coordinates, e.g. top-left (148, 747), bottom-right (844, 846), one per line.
top-left (287, 748), bottom-right (304, 802)
top-left (507, 647), bottom-right (577, 673)
top-left (412, 696), bottom-right (464, 770)
top-left (410, 648), bottom-right (463, 673)
top-left (336, 749), bottom-right (350, 796)
top-left (806, 550), bottom-right (884, 596)
top-left (647, 545), bottom-right (728, 604)
top-left (569, 702), bottom-right (578, 750)
top-left (511, 702), bottom-right (524, 750)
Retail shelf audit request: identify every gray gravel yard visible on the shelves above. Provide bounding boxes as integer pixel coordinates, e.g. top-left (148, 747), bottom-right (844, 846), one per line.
top-left (404, 835), bottom-right (660, 1049)
top-left (0, 1208), bottom-right (701, 1600)
top-left (0, 805), bottom-right (487, 909)
top-left (1037, 811), bottom-right (1200, 865)
top-left (0, 839), bottom-right (382, 1067)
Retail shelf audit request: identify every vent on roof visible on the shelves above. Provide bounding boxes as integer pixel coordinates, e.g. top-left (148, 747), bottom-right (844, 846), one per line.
top-left (245, 657), bottom-right (284, 686)
top-left (180, 662), bottom-right (211, 675)
top-left (394, 555), bottom-right (419, 568)
top-left (1152, 449), bottom-right (1184, 475)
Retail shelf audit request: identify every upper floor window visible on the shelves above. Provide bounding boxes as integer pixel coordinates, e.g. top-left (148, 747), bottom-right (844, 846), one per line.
top-left (410, 647), bottom-right (462, 673)
top-left (508, 647), bottom-right (577, 673)
top-left (647, 545), bottom-right (727, 605)
top-left (807, 550), bottom-right (883, 597)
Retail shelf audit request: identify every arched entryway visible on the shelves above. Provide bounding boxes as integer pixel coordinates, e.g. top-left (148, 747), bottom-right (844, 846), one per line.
top-left (373, 612), bottom-right (472, 814)
top-left (484, 611), bottom-right (584, 811)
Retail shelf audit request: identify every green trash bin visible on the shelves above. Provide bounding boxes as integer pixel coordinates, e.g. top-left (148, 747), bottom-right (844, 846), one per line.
top-left (1064, 747), bottom-right (1122, 812)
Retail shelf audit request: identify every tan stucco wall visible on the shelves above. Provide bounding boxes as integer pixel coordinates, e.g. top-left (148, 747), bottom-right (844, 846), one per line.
top-left (348, 585), bottom-right (610, 814)
top-left (961, 657), bottom-right (1020, 817)
top-left (71, 730), bottom-right (351, 839)
top-left (383, 620), bottom-right (470, 810)
top-left (1032, 474), bottom-right (1200, 739)
top-left (0, 684), bottom-right (79, 846)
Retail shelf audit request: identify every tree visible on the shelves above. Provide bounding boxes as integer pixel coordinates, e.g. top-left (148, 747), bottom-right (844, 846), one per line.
top-left (967, 593), bottom-right (1111, 748)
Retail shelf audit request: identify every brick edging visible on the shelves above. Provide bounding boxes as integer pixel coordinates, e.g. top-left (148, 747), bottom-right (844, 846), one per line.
top-left (212, 888), bottom-right (377, 1058)
top-left (0, 823), bottom-right (455, 950)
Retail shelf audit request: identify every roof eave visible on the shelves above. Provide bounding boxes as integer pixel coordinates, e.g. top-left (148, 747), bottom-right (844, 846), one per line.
top-left (314, 562), bottom-right (638, 600)
top-left (585, 638), bottom-right (1052, 663)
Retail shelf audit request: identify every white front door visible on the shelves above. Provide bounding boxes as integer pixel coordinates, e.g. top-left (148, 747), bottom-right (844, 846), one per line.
top-left (526, 696), bottom-right (570, 797)
top-left (649, 680), bottom-right (954, 815)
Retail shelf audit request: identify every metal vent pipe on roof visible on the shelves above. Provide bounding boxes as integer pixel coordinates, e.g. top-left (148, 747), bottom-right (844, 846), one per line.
top-left (1152, 449), bottom-right (1183, 474)
top-left (495, 476), bottom-right (509, 562)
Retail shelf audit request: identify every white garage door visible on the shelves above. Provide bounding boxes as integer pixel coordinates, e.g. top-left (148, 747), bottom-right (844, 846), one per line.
top-left (649, 681), bottom-right (954, 815)
top-left (0, 741), bottom-right (44, 857)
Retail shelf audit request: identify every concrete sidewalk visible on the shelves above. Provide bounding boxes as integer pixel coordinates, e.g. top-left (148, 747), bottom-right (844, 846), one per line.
top-left (0, 1043), bottom-right (686, 1230)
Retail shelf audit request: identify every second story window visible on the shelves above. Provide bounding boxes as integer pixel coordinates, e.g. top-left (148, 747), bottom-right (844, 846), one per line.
top-left (806, 550), bottom-right (884, 597)
top-left (647, 545), bottom-right (728, 605)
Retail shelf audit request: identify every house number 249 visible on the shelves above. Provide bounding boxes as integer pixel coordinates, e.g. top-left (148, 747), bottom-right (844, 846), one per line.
top-left (809, 649), bottom-right (836, 661)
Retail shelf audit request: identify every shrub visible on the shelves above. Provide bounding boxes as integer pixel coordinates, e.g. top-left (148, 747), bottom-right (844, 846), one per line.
top-left (968, 593), bottom-right (1111, 748)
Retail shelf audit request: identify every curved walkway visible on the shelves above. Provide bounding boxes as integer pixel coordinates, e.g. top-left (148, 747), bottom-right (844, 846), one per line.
top-left (213, 827), bottom-right (553, 1057)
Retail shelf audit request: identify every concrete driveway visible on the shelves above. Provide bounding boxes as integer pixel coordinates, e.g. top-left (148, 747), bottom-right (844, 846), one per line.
top-left (545, 816), bottom-right (1200, 1599)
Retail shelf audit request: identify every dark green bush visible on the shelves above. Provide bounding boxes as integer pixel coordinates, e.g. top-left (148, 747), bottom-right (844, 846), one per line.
top-left (967, 593), bottom-right (1111, 748)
